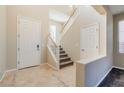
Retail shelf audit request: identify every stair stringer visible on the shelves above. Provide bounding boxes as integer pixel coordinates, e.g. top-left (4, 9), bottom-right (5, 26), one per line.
top-left (47, 46), bottom-right (60, 70)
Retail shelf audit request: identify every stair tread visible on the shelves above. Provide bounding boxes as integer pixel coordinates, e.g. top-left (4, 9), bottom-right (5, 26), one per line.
top-left (60, 61), bottom-right (73, 65)
top-left (60, 51), bottom-right (65, 54)
top-left (60, 54), bottom-right (68, 58)
top-left (60, 53), bottom-right (67, 55)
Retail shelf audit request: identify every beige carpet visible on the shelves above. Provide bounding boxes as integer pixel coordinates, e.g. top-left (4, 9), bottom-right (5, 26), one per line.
top-left (0, 64), bottom-right (76, 87)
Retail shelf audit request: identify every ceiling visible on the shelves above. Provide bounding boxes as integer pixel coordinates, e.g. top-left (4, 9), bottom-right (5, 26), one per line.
top-left (49, 9), bottom-right (70, 23)
top-left (49, 5), bottom-right (73, 23)
top-left (49, 5), bottom-right (71, 15)
top-left (49, 5), bottom-right (124, 22)
top-left (109, 5), bottom-right (124, 15)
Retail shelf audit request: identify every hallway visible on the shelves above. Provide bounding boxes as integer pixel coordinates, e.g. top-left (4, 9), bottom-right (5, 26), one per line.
top-left (0, 64), bottom-right (76, 87)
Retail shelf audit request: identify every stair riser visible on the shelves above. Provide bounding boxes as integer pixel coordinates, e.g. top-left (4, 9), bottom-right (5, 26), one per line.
top-left (60, 58), bottom-right (71, 63)
top-left (60, 55), bottom-right (68, 58)
top-left (60, 51), bottom-right (65, 54)
top-left (60, 48), bottom-right (63, 50)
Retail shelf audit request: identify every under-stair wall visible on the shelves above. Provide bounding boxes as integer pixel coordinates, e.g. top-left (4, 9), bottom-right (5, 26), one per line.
top-left (47, 36), bottom-right (59, 70)
top-left (47, 46), bottom-right (59, 69)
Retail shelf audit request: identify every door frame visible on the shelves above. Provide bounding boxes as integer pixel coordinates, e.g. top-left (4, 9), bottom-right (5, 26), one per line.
top-left (17, 16), bottom-right (42, 69)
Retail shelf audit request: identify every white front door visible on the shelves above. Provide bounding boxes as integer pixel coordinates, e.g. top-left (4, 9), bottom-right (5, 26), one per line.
top-left (17, 16), bottom-right (42, 69)
top-left (80, 24), bottom-right (99, 59)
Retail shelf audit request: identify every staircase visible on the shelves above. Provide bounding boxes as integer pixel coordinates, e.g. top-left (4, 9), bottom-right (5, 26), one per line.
top-left (47, 6), bottom-right (78, 69)
top-left (59, 46), bottom-right (73, 69)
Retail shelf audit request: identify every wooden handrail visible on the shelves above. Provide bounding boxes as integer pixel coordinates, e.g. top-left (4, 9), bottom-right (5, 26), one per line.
top-left (62, 7), bottom-right (78, 32)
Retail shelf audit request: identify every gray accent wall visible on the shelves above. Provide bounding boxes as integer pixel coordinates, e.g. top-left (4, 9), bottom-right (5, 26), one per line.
top-left (113, 12), bottom-right (124, 68)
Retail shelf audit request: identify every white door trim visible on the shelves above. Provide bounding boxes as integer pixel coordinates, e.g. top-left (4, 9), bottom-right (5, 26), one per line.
top-left (17, 16), bottom-right (20, 70)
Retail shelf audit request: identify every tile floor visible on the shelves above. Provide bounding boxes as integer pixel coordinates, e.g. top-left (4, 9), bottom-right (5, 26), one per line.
top-left (0, 64), bottom-right (76, 87)
top-left (99, 68), bottom-right (124, 87)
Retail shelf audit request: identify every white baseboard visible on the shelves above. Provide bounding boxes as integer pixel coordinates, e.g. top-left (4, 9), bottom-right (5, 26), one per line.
top-left (46, 63), bottom-right (58, 71)
top-left (0, 69), bottom-right (17, 82)
top-left (5, 69), bottom-right (17, 73)
top-left (112, 66), bottom-right (124, 70)
top-left (40, 63), bottom-right (58, 71)
top-left (95, 66), bottom-right (113, 87)
top-left (0, 71), bottom-right (6, 82)
top-left (40, 63), bottom-right (48, 66)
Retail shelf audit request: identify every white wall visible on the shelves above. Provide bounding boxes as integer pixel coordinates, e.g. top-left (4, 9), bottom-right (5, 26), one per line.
top-left (61, 5), bottom-right (106, 62)
top-left (7, 6), bottom-right (49, 70)
top-left (6, 5), bottom-right (78, 70)
top-left (0, 6), bottom-right (7, 79)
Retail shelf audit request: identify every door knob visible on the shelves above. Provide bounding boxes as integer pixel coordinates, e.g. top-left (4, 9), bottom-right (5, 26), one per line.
top-left (37, 44), bottom-right (40, 50)
top-left (96, 46), bottom-right (98, 49)
top-left (81, 49), bottom-right (85, 51)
